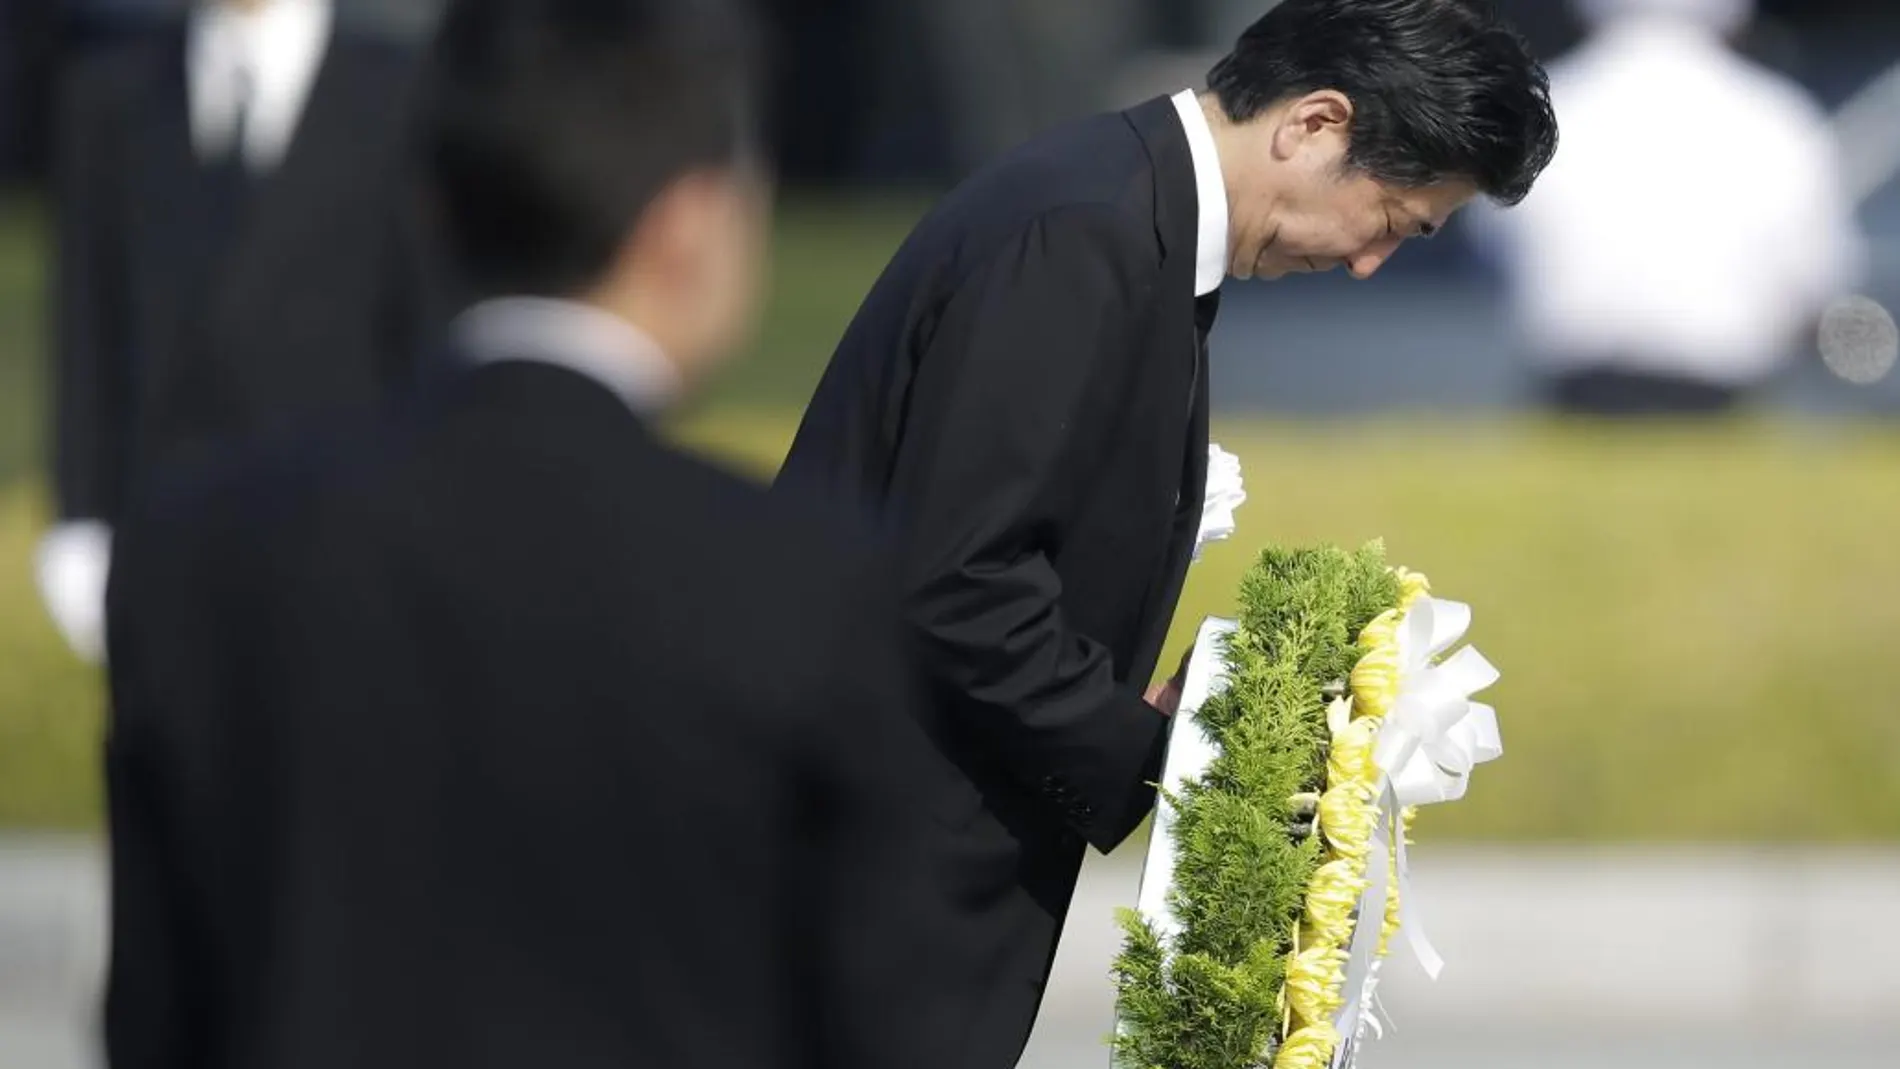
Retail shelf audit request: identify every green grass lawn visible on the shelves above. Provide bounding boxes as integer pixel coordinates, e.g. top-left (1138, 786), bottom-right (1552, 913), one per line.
top-left (3, 193), bottom-right (1898, 840)
top-left (16, 414), bottom-right (1897, 838)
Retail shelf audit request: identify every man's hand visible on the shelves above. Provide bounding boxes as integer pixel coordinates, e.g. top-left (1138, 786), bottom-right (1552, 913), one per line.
top-left (1142, 645), bottom-right (1194, 717)
top-left (1143, 677), bottom-right (1181, 717)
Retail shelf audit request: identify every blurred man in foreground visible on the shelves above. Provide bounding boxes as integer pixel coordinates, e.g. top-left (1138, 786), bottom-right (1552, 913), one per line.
top-left (1469, 0), bottom-right (1866, 415)
top-left (103, 2), bottom-right (939, 1067)
top-left (40, 0), bottom-right (439, 665)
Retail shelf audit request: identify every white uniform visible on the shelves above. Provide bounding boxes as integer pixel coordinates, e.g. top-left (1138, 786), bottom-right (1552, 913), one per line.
top-left (1469, 0), bottom-right (1866, 391)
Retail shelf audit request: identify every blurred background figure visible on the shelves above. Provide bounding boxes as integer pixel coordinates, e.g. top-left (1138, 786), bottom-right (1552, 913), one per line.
top-left (34, 0), bottom-right (437, 664)
top-left (1468, 0), bottom-right (1868, 417)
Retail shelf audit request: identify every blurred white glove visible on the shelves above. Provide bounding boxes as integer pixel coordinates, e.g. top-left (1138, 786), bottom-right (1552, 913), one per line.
top-left (34, 521), bottom-right (113, 665)
top-left (1193, 444), bottom-right (1245, 562)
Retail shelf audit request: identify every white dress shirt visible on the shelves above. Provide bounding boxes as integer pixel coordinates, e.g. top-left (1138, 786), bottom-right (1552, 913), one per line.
top-left (454, 297), bottom-right (683, 415)
top-left (1467, 14), bottom-right (1867, 384)
top-left (1170, 89), bottom-right (1230, 297)
top-left (188, 0), bottom-right (333, 170)
top-left (1168, 91), bottom-right (1245, 564)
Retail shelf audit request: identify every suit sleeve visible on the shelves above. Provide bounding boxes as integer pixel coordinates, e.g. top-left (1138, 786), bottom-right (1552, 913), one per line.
top-left (50, 58), bottom-right (128, 523)
top-left (886, 205), bottom-right (1165, 852)
top-left (102, 504), bottom-right (218, 1069)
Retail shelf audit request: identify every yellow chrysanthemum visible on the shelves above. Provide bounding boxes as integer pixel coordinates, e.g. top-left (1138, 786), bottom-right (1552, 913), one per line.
top-left (1319, 784), bottom-right (1376, 860)
top-left (1304, 858), bottom-right (1366, 946)
top-left (1348, 642), bottom-right (1401, 722)
top-left (1276, 1023), bottom-right (1342, 1069)
top-left (1327, 716), bottom-right (1377, 788)
top-left (1378, 880), bottom-right (1401, 957)
top-left (1356, 607), bottom-right (1402, 652)
top-left (1286, 943), bottom-right (1349, 1025)
top-left (1393, 566), bottom-right (1431, 606)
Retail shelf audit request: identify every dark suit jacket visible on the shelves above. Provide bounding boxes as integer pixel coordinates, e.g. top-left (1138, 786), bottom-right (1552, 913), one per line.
top-left (104, 354), bottom-right (948, 1069)
top-left (775, 95), bottom-right (1216, 1068)
top-left (51, 24), bottom-right (438, 526)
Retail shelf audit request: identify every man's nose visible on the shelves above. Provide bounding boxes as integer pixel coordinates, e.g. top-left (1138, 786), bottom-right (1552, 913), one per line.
top-left (1348, 237), bottom-right (1402, 279)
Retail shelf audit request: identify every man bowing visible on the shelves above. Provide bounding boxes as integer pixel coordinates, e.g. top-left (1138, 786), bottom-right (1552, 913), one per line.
top-left (775, 1), bottom-right (1558, 1065)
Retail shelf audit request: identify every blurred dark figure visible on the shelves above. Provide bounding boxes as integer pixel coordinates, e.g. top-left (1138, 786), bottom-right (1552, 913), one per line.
top-left (0, 0), bottom-right (61, 183)
top-left (1469, 0), bottom-right (1865, 417)
top-left (776, 1), bottom-right (1556, 1066)
top-left (36, 0), bottom-right (440, 664)
top-left (102, 2), bottom-right (947, 1068)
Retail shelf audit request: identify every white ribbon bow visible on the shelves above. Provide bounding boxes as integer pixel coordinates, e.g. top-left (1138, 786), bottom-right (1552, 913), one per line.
top-left (1372, 597), bottom-right (1503, 807)
top-left (1335, 595), bottom-right (1504, 1068)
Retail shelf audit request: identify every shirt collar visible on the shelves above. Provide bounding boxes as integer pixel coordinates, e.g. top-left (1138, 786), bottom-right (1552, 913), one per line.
top-left (1170, 89), bottom-right (1230, 297)
top-left (188, 0), bottom-right (332, 166)
top-left (453, 297), bottom-right (682, 415)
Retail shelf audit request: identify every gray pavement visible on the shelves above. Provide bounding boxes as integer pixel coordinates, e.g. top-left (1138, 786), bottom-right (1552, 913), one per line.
top-left (4, 836), bottom-right (1897, 1068)
top-left (1024, 846), bottom-right (1900, 1068)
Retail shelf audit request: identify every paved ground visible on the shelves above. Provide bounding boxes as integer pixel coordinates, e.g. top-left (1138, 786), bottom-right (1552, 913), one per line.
top-left (1023, 846), bottom-right (1900, 1068)
top-left (6, 837), bottom-right (1898, 1068)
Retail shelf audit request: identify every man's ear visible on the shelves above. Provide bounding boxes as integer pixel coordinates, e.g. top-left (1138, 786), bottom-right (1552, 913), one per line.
top-left (1271, 89), bottom-right (1354, 159)
top-left (630, 171), bottom-right (732, 277)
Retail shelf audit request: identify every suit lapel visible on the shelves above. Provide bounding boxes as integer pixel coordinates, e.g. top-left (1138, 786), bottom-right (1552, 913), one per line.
top-left (1125, 97), bottom-right (1201, 277)
top-left (1122, 97), bottom-right (1217, 683)
top-left (1129, 300), bottom-right (1212, 682)
top-left (134, 33), bottom-right (231, 261)
top-left (217, 34), bottom-right (356, 284)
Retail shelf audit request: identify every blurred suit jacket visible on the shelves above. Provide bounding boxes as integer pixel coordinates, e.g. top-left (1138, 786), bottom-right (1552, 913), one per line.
top-left (775, 95), bottom-right (1214, 1069)
top-left (50, 20), bottom-right (438, 527)
top-left (102, 332), bottom-right (954, 1069)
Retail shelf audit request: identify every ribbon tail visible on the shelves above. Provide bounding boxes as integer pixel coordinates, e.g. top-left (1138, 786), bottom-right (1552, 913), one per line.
top-left (1335, 782), bottom-right (1446, 1069)
top-left (1391, 793), bottom-right (1445, 980)
top-left (1330, 794), bottom-right (1392, 1069)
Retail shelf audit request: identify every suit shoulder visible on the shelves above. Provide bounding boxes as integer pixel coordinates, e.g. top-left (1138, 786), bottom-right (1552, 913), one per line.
top-left (898, 119), bottom-right (1164, 290)
top-left (937, 110), bottom-right (1156, 230)
top-left (120, 413), bottom-right (396, 557)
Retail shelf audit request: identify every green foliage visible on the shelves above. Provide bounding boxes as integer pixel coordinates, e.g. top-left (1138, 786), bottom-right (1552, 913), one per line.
top-left (1109, 544), bottom-right (1403, 1069)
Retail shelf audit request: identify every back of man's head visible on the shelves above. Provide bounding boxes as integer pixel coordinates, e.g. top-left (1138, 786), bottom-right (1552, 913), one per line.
top-left (420, 0), bottom-right (761, 302)
top-left (1209, 0), bottom-right (1557, 206)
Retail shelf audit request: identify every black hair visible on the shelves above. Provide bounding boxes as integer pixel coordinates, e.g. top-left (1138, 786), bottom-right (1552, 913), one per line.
top-left (420, 0), bottom-right (761, 297)
top-left (1208, 0), bottom-right (1557, 205)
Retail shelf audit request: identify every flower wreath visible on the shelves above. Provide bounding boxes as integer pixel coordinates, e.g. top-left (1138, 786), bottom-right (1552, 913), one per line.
top-left (1112, 542), bottom-right (1501, 1069)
